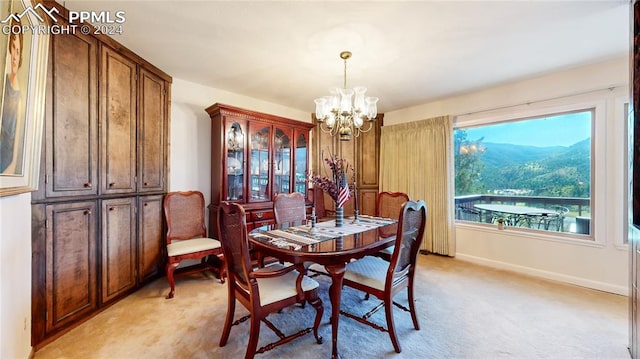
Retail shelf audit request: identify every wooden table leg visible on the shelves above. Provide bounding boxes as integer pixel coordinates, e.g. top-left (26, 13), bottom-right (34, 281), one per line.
top-left (325, 263), bottom-right (346, 359)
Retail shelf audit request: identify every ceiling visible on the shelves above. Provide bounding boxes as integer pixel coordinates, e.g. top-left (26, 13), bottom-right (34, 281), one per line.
top-left (63, 1), bottom-right (630, 114)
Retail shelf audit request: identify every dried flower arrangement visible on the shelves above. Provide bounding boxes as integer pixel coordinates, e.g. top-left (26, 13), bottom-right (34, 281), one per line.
top-left (309, 154), bottom-right (355, 207)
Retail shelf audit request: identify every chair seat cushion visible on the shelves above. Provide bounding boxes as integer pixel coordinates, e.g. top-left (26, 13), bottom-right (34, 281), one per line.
top-left (344, 255), bottom-right (390, 291)
top-left (167, 237), bottom-right (221, 257)
top-left (379, 245), bottom-right (395, 256)
top-left (254, 264), bottom-right (319, 306)
top-left (307, 263), bottom-right (328, 275)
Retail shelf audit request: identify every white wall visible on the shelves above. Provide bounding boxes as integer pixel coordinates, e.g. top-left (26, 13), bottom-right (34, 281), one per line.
top-left (386, 56), bottom-right (630, 295)
top-left (0, 193), bottom-right (33, 359)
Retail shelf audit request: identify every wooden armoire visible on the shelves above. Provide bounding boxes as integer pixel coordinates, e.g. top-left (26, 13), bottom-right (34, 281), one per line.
top-left (30, 1), bottom-right (171, 348)
top-left (312, 114), bottom-right (383, 217)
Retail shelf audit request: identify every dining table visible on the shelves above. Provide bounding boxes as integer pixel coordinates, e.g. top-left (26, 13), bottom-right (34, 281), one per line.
top-left (473, 203), bottom-right (559, 227)
top-left (248, 215), bottom-right (397, 359)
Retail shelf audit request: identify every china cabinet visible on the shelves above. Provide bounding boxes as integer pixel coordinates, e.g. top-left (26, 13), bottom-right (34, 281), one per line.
top-left (206, 104), bottom-right (314, 236)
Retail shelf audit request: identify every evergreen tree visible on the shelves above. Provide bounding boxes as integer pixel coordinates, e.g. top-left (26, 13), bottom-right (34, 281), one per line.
top-left (454, 130), bottom-right (485, 195)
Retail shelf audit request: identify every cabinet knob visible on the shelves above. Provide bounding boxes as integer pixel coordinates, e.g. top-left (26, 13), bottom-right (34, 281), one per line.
top-left (109, 207), bottom-right (114, 211)
top-left (84, 182), bottom-right (92, 188)
top-left (144, 203), bottom-right (148, 207)
top-left (83, 210), bottom-right (92, 215)
top-left (144, 182), bottom-right (149, 186)
top-left (109, 182), bottom-right (115, 187)
top-left (255, 212), bottom-right (264, 219)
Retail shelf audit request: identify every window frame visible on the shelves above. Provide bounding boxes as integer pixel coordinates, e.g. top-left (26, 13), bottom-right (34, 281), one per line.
top-left (454, 97), bottom-right (605, 245)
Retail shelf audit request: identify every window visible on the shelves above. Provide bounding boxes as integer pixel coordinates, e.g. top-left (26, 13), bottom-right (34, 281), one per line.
top-left (454, 110), bottom-right (592, 237)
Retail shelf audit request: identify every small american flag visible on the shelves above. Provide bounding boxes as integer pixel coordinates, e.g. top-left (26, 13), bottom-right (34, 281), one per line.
top-left (337, 182), bottom-right (350, 208)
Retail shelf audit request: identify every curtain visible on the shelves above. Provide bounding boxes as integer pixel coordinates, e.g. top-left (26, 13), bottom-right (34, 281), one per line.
top-left (379, 116), bottom-right (455, 256)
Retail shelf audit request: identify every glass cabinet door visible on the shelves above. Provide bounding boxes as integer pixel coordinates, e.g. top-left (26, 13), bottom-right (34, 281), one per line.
top-left (225, 121), bottom-right (245, 201)
top-left (249, 123), bottom-right (271, 201)
top-left (294, 131), bottom-right (308, 195)
top-left (273, 127), bottom-right (292, 195)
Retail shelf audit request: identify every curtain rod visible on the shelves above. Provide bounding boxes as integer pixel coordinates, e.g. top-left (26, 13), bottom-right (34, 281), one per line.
top-left (456, 85), bottom-right (624, 117)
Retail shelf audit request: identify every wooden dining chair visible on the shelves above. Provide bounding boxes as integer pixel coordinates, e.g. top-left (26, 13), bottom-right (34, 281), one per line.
top-left (273, 192), bottom-right (306, 224)
top-left (217, 201), bottom-right (324, 359)
top-left (340, 200), bottom-right (427, 353)
top-left (375, 191), bottom-right (410, 260)
top-left (163, 190), bottom-right (224, 299)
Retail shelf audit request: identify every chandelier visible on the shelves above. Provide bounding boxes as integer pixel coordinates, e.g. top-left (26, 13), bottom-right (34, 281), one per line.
top-left (314, 51), bottom-right (379, 141)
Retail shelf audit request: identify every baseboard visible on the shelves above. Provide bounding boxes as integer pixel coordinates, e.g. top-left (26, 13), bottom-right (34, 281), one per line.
top-left (455, 253), bottom-right (628, 296)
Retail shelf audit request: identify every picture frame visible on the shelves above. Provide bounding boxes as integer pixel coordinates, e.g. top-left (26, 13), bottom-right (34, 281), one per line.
top-left (0, 0), bottom-right (49, 196)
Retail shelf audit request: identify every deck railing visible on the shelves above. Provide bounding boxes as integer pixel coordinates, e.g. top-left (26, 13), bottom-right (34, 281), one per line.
top-left (454, 195), bottom-right (591, 234)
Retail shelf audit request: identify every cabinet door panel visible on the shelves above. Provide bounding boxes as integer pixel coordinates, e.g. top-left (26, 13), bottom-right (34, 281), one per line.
top-left (358, 116), bottom-right (380, 187)
top-left (101, 197), bottom-right (136, 303)
top-left (360, 189), bottom-right (378, 216)
top-left (46, 32), bottom-right (98, 197)
top-left (224, 119), bottom-right (246, 202)
top-left (273, 126), bottom-right (292, 195)
top-left (101, 46), bottom-right (137, 194)
top-left (293, 130), bottom-right (310, 195)
top-left (248, 122), bottom-right (272, 202)
top-left (138, 69), bottom-right (167, 192)
top-left (45, 201), bottom-right (97, 333)
top-left (138, 195), bottom-right (164, 282)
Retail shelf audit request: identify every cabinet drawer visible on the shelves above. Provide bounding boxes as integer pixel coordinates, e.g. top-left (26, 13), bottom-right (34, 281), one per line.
top-left (251, 210), bottom-right (274, 221)
top-left (253, 219), bottom-right (275, 229)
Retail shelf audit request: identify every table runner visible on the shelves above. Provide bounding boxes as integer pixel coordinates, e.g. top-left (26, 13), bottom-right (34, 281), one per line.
top-left (251, 215), bottom-right (397, 250)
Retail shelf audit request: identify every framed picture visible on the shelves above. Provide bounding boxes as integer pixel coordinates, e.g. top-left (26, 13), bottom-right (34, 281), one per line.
top-left (0, 0), bottom-right (49, 196)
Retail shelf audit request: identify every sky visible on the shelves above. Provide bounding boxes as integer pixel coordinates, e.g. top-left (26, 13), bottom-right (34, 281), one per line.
top-left (462, 111), bottom-right (591, 147)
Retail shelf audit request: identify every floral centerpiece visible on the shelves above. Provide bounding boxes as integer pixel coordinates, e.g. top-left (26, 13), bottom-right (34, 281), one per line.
top-left (309, 154), bottom-right (354, 226)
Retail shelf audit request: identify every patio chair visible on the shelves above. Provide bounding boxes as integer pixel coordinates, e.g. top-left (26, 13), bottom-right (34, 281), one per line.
top-left (456, 205), bottom-right (481, 222)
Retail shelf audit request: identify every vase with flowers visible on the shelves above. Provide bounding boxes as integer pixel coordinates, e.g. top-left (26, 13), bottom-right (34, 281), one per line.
top-left (309, 154), bottom-right (354, 227)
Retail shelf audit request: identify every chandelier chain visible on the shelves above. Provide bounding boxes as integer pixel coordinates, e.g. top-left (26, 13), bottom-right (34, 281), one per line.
top-left (343, 56), bottom-right (347, 89)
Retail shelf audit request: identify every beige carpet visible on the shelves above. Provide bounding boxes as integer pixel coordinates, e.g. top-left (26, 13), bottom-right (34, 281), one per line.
top-left (33, 254), bottom-right (629, 359)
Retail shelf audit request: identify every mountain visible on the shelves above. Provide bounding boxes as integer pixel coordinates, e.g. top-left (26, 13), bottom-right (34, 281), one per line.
top-left (481, 142), bottom-right (565, 168)
top-left (477, 139), bottom-right (590, 197)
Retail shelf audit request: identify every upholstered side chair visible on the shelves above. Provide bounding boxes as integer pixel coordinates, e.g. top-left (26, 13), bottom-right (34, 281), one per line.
top-left (340, 199), bottom-right (427, 353)
top-left (217, 201), bottom-right (324, 359)
top-left (163, 190), bottom-right (224, 299)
